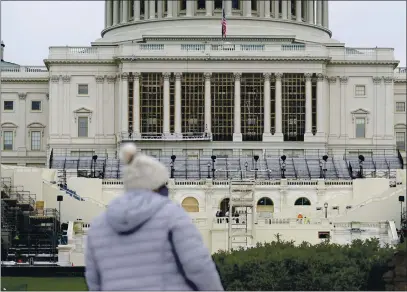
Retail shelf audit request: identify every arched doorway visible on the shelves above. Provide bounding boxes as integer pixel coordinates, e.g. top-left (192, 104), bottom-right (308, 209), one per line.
top-left (219, 198), bottom-right (236, 214)
top-left (257, 197), bottom-right (274, 212)
top-left (294, 197), bottom-right (311, 206)
top-left (181, 197), bottom-right (199, 212)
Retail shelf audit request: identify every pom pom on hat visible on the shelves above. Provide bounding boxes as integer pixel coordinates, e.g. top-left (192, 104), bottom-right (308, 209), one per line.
top-left (120, 143), bottom-right (170, 191)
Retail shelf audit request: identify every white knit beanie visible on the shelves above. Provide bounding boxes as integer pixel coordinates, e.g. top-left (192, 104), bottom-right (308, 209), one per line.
top-left (120, 143), bottom-right (170, 191)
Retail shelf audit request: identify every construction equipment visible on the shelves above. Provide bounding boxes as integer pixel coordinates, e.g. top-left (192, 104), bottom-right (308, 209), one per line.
top-left (227, 179), bottom-right (256, 251)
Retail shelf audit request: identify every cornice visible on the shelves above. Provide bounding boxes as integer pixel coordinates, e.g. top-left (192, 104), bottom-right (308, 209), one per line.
top-left (43, 59), bottom-right (116, 68)
top-left (116, 56), bottom-right (330, 62)
top-left (1, 78), bottom-right (49, 83)
top-left (329, 60), bottom-right (399, 68)
top-left (394, 78), bottom-right (406, 83)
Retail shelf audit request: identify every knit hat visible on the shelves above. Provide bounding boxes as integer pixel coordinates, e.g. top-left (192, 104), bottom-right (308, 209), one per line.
top-left (120, 143), bottom-right (170, 191)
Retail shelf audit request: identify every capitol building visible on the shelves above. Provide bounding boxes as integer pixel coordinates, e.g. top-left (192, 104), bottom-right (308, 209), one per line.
top-left (1, 0), bottom-right (407, 263)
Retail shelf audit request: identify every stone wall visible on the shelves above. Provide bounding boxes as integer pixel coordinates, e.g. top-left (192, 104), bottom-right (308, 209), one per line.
top-left (383, 250), bottom-right (407, 291)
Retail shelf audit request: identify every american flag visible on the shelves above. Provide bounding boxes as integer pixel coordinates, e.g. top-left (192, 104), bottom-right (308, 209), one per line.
top-left (221, 5), bottom-right (227, 39)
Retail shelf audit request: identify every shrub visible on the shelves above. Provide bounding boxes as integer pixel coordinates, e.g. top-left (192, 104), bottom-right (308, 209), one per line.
top-left (212, 238), bottom-right (395, 291)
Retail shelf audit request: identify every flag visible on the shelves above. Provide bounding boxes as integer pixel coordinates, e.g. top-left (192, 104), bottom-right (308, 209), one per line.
top-left (221, 5), bottom-right (227, 39)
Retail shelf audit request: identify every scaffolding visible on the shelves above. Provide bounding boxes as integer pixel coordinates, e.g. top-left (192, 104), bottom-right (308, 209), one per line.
top-left (227, 179), bottom-right (256, 251)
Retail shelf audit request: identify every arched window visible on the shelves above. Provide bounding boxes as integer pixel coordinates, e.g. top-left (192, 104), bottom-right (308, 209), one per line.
top-left (181, 197), bottom-right (199, 212)
top-left (294, 197), bottom-right (311, 206)
top-left (257, 197), bottom-right (274, 212)
top-left (219, 198), bottom-right (236, 214)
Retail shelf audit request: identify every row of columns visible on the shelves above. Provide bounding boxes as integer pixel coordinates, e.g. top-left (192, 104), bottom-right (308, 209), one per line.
top-left (105, 0), bottom-right (329, 29)
top-left (119, 72), bottom-right (326, 141)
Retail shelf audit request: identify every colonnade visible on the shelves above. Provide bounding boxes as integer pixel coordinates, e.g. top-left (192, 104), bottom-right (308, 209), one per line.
top-left (118, 72), bottom-right (328, 141)
top-left (104, 0), bottom-right (329, 30)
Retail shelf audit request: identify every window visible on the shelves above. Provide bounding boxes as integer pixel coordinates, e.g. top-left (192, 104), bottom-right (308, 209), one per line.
top-left (3, 131), bottom-right (13, 150)
top-left (214, 0), bottom-right (222, 9)
top-left (197, 0), bottom-right (206, 9)
top-left (31, 131), bottom-right (41, 151)
top-left (396, 102), bottom-right (406, 112)
top-left (318, 232), bottom-right (330, 239)
top-left (181, 197), bottom-right (199, 213)
top-left (355, 118), bottom-right (365, 138)
top-left (78, 117), bottom-right (89, 137)
top-left (232, 0), bottom-right (240, 9)
top-left (396, 132), bottom-right (406, 151)
top-left (355, 85), bottom-right (366, 97)
top-left (3, 101), bottom-right (14, 111)
top-left (294, 197), bottom-right (311, 206)
top-left (31, 101), bottom-right (41, 111)
top-left (77, 84), bottom-right (89, 95)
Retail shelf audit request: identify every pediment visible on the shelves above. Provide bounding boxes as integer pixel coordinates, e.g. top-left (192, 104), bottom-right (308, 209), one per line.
top-left (394, 123), bottom-right (406, 129)
top-left (27, 122), bottom-right (46, 129)
top-left (351, 108), bottom-right (370, 115)
top-left (73, 107), bottom-right (92, 114)
top-left (1, 122), bottom-right (18, 128)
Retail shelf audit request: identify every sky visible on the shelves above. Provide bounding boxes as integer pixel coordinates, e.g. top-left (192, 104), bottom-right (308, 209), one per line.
top-left (1, 1), bottom-right (406, 67)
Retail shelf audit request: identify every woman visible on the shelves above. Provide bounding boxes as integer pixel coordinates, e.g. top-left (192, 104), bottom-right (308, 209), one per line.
top-left (85, 144), bottom-right (223, 291)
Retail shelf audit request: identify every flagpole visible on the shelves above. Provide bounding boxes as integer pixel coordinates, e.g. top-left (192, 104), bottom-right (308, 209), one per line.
top-left (222, 0), bottom-right (224, 46)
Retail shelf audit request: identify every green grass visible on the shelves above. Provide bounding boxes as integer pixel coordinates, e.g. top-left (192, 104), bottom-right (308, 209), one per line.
top-left (1, 277), bottom-right (88, 291)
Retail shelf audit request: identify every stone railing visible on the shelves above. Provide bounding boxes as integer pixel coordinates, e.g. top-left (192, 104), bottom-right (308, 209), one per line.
top-left (0, 66), bottom-right (48, 73)
top-left (46, 44), bottom-right (396, 62)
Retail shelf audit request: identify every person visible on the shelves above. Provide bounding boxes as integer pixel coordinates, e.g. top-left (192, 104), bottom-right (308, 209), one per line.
top-left (85, 144), bottom-right (223, 291)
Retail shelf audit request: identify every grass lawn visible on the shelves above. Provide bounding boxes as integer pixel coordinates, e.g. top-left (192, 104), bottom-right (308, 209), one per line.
top-left (1, 277), bottom-right (88, 291)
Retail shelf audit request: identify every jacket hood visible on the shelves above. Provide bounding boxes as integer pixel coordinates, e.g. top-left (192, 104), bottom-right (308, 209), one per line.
top-left (106, 189), bottom-right (169, 234)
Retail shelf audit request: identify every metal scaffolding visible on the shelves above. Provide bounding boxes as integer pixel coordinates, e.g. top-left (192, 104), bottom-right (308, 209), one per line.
top-left (227, 179), bottom-right (256, 251)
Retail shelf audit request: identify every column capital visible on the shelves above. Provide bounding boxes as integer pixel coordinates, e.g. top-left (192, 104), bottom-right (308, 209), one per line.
top-left (327, 76), bottom-right (337, 84)
top-left (62, 75), bottom-right (71, 83)
top-left (372, 77), bottom-right (382, 85)
top-left (204, 72), bottom-right (212, 80)
top-left (107, 75), bottom-right (116, 83)
top-left (121, 72), bottom-right (129, 80)
top-left (383, 77), bottom-right (394, 84)
top-left (163, 72), bottom-right (171, 80)
top-left (339, 76), bottom-right (348, 84)
top-left (50, 75), bottom-right (60, 83)
top-left (95, 75), bottom-right (105, 84)
top-left (18, 92), bottom-right (27, 100)
top-left (275, 73), bottom-right (283, 80)
top-left (263, 73), bottom-right (271, 80)
top-left (133, 72), bottom-right (141, 80)
top-left (234, 73), bottom-right (242, 81)
top-left (304, 73), bottom-right (312, 81)
top-left (316, 73), bottom-right (325, 81)
top-left (175, 72), bottom-right (182, 80)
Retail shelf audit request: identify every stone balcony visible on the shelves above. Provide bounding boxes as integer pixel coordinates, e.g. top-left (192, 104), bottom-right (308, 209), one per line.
top-left (0, 65), bottom-right (49, 79)
top-left (46, 44), bottom-right (396, 62)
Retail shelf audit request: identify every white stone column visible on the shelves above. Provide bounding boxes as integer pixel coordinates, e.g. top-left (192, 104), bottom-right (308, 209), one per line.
top-left (316, 0), bottom-right (322, 25)
top-left (149, 0), bottom-right (156, 19)
top-left (264, 0), bottom-right (271, 18)
top-left (121, 73), bottom-right (129, 136)
top-left (113, 0), bottom-right (119, 25)
top-left (328, 77), bottom-right (339, 138)
top-left (233, 73), bottom-right (242, 141)
top-left (106, 0), bottom-right (113, 27)
top-left (307, 0), bottom-right (314, 24)
top-left (205, 0), bottom-right (213, 16)
top-left (204, 73), bottom-right (212, 134)
top-left (316, 73), bottom-right (325, 138)
top-left (49, 76), bottom-right (60, 137)
top-left (244, 0), bottom-right (251, 17)
top-left (384, 77), bottom-right (394, 139)
top-left (175, 73), bottom-right (182, 137)
top-left (145, 0), bottom-right (150, 19)
top-left (296, 0), bottom-right (302, 21)
top-left (322, 0), bottom-right (329, 28)
top-left (273, 0), bottom-right (279, 18)
top-left (163, 72), bottom-right (170, 135)
top-left (225, 0), bottom-right (232, 16)
top-left (282, 0), bottom-right (288, 19)
top-left (263, 73), bottom-right (271, 140)
top-left (186, 0), bottom-right (193, 16)
top-left (106, 75), bottom-right (116, 136)
top-left (274, 73), bottom-right (283, 137)
top-left (157, 0), bottom-right (163, 18)
top-left (133, 73), bottom-right (141, 137)
top-left (134, 0), bottom-right (140, 20)
top-left (339, 76), bottom-right (348, 139)
top-left (62, 75), bottom-right (71, 137)
top-left (96, 76), bottom-right (105, 137)
top-left (287, 0), bottom-right (292, 19)
top-left (304, 73), bottom-right (313, 138)
top-left (167, 0), bottom-right (173, 17)
top-left (373, 77), bottom-right (383, 139)
top-left (122, 0), bottom-right (129, 23)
